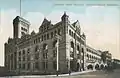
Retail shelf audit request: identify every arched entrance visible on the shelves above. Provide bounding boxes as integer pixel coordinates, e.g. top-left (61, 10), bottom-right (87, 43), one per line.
top-left (100, 64), bottom-right (104, 69)
top-left (77, 63), bottom-right (80, 71)
top-left (95, 64), bottom-right (99, 70)
top-left (87, 64), bottom-right (93, 70)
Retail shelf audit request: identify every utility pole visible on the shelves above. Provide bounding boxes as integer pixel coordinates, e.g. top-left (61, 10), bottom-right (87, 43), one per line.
top-left (56, 34), bottom-right (62, 76)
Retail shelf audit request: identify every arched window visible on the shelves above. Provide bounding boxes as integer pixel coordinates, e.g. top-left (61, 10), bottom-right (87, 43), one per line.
top-left (43, 44), bottom-right (48, 50)
top-left (70, 41), bottom-right (74, 58)
top-left (58, 28), bottom-right (61, 35)
top-left (54, 30), bottom-right (57, 35)
top-left (35, 45), bottom-right (39, 52)
top-left (53, 40), bottom-right (57, 48)
top-left (27, 48), bottom-right (30, 54)
top-left (23, 50), bottom-right (25, 55)
top-left (43, 44), bottom-right (48, 59)
top-left (69, 30), bottom-right (71, 35)
top-left (87, 54), bottom-right (89, 57)
top-left (70, 41), bottom-right (74, 48)
top-left (82, 48), bottom-right (84, 53)
top-left (77, 45), bottom-right (79, 51)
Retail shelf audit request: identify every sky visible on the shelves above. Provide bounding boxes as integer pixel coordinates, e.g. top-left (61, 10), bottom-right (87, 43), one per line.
top-left (0, 0), bottom-right (120, 66)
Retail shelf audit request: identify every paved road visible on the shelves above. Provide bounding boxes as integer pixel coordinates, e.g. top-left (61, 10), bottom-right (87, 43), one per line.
top-left (1, 69), bottom-right (120, 78)
top-left (56, 69), bottom-right (120, 78)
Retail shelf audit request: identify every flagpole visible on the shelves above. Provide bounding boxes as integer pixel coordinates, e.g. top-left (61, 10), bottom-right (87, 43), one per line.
top-left (20, 0), bottom-right (21, 16)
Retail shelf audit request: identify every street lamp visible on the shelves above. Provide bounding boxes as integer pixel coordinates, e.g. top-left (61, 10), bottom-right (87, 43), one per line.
top-left (54, 34), bottom-right (62, 76)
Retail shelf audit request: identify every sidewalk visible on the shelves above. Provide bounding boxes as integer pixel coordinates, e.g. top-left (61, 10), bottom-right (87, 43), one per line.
top-left (6, 70), bottom-right (96, 78)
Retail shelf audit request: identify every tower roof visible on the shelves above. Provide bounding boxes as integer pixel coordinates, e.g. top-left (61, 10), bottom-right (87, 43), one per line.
top-left (13, 16), bottom-right (30, 25)
top-left (61, 12), bottom-right (69, 19)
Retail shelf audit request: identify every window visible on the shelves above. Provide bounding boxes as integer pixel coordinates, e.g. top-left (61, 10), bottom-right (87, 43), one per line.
top-left (19, 57), bottom-right (21, 61)
top-left (23, 56), bottom-right (25, 61)
top-left (42, 61), bottom-right (47, 70)
top-left (23, 50), bottom-right (25, 55)
top-left (42, 35), bottom-right (43, 41)
top-left (69, 30), bottom-right (71, 35)
top-left (22, 63), bottom-right (26, 70)
top-left (71, 31), bottom-right (73, 37)
top-left (21, 27), bottom-right (24, 30)
top-left (82, 48), bottom-right (84, 53)
top-left (70, 51), bottom-right (74, 58)
top-left (53, 40), bottom-right (57, 48)
top-left (77, 45), bottom-right (79, 51)
top-left (35, 45), bottom-right (39, 52)
top-left (74, 33), bottom-right (75, 38)
top-left (44, 34), bottom-right (46, 40)
top-left (38, 37), bottom-right (40, 42)
top-left (35, 53), bottom-right (39, 60)
top-left (47, 33), bottom-right (49, 39)
top-left (21, 32), bottom-right (25, 36)
top-left (58, 28), bottom-right (61, 35)
top-left (35, 62), bottom-right (39, 70)
top-left (51, 32), bottom-right (53, 38)
top-left (54, 30), bottom-right (57, 35)
top-left (43, 44), bottom-right (48, 59)
top-left (34, 40), bottom-right (35, 44)
top-left (41, 26), bottom-right (43, 32)
top-left (43, 53), bottom-right (47, 59)
top-left (27, 55), bottom-right (30, 61)
top-left (47, 26), bottom-right (49, 29)
top-left (53, 61), bottom-right (57, 70)
top-left (53, 50), bottom-right (57, 57)
top-left (27, 63), bottom-right (30, 70)
top-left (19, 64), bottom-right (21, 69)
top-left (19, 51), bottom-right (21, 56)
top-left (27, 48), bottom-right (30, 54)
top-left (71, 41), bottom-right (74, 48)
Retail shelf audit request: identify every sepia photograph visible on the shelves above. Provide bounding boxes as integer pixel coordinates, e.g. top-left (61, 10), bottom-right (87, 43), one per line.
top-left (0, 0), bottom-right (120, 78)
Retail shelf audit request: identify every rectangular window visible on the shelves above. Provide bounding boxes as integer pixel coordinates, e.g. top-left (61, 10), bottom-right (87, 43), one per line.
top-left (27, 55), bottom-right (30, 61)
top-left (38, 37), bottom-right (40, 42)
top-left (19, 64), bottom-right (21, 69)
top-left (70, 51), bottom-right (74, 58)
top-left (27, 63), bottom-right (30, 70)
top-left (44, 34), bottom-right (46, 40)
top-left (19, 57), bottom-right (21, 61)
top-left (53, 61), bottom-right (57, 70)
top-left (35, 53), bottom-right (39, 60)
top-left (58, 28), bottom-right (61, 35)
top-left (54, 30), bottom-right (57, 35)
top-left (23, 50), bottom-right (25, 55)
top-left (47, 33), bottom-right (49, 39)
top-left (42, 61), bottom-right (45, 70)
top-left (22, 63), bottom-right (26, 70)
top-left (53, 50), bottom-right (57, 57)
top-left (46, 62), bottom-right (48, 69)
top-left (41, 35), bottom-right (43, 41)
top-left (35, 62), bottom-right (39, 70)
top-left (51, 32), bottom-right (53, 38)
top-left (23, 56), bottom-right (25, 61)
top-left (19, 51), bottom-right (21, 56)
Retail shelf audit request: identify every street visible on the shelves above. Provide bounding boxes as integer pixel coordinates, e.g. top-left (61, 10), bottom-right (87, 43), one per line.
top-left (1, 69), bottom-right (120, 78)
top-left (55, 69), bottom-right (120, 78)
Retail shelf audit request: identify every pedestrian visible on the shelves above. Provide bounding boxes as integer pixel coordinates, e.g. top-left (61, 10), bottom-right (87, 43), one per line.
top-left (69, 70), bottom-right (71, 75)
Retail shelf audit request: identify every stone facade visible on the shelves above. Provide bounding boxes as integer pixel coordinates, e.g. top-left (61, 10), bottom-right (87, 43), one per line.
top-left (4, 12), bottom-right (112, 75)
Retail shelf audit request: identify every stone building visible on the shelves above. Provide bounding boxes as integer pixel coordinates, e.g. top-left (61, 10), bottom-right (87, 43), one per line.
top-left (4, 12), bottom-right (111, 75)
top-left (86, 46), bottom-right (106, 70)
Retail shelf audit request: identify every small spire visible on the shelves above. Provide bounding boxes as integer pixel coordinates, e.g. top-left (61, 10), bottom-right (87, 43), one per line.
top-left (64, 11), bottom-right (66, 15)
